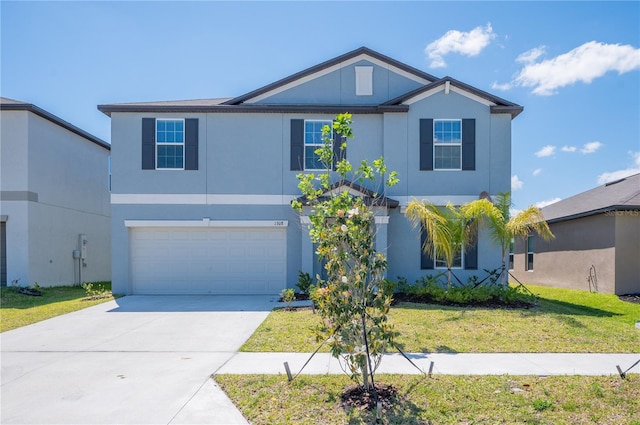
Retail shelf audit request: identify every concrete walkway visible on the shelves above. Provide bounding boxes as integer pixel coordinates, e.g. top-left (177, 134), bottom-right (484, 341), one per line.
top-left (217, 352), bottom-right (640, 376)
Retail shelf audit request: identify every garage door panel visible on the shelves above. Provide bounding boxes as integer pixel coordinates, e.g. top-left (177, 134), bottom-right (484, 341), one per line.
top-left (130, 226), bottom-right (286, 294)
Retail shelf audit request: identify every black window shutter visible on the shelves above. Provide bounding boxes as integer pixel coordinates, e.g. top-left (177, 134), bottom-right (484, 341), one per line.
top-left (332, 129), bottom-right (346, 170)
top-left (461, 118), bottom-right (476, 170)
top-left (185, 118), bottom-right (198, 170)
top-left (291, 119), bottom-right (304, 171)
top-left (420, 226), bottom-right (434, 269)
top-left (142, 118), bottom-right (156, 170)
top-left (465, 224), bottom-right (478, 270)
top-left (420, 119), bottom-right (434, 170)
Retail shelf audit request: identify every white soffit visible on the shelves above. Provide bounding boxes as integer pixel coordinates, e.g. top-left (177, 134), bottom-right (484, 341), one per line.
top-left (245, 54), bottom-right (431, 104)
top-left (403, 84), bottom-right (496, 107)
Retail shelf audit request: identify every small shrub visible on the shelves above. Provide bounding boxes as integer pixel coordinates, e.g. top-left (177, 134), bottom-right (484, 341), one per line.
top-left (532, 398), bottom-right (553, 411)
top-left (280, 288), bottom-right (296, 310)
top-left (81, 282), bottom-right (111, 300)
top-left (295, 271), bottom-right (314, 295)
top-left (396, 275), bottom-right (536, 307)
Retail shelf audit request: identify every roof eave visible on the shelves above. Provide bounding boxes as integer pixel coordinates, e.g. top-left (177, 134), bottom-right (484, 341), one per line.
top-left (2, 103), bottom-right (110, 150)
top-left (97, 104), bottom-right (409, 115)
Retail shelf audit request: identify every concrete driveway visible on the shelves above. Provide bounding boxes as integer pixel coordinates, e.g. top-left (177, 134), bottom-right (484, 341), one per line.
top-left (1, 295), bottom-right (277, 425)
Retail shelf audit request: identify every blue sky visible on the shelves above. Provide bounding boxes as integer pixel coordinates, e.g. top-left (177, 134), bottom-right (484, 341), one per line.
top-left (2, 1), bottom-right (639, 210)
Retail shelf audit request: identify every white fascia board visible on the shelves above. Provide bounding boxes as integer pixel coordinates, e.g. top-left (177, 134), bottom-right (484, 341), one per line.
top-left (206, 194), bottom-right (297, 205)
top-left (125, 219), bottom-right (288, 228)
top-left (111, 194), bottom-right (207, 204)
top-left (403, 84), bottom-right (496, 107)
top-left (246, 54), bottom-right (431, 104)
top-left (396, 195), bottom-right (488, 211)
top-left (112, 194), bottom-right (297, 205)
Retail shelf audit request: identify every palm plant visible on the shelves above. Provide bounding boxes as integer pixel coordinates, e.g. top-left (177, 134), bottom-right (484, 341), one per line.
top-left (405, 201), bottom-right (474, 287)
top-left (461, 192), bottom-right (554, 284)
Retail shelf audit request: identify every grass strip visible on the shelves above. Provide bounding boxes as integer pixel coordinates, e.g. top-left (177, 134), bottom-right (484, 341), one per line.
top-left (241, 285), bottom-right (640, 353)
top-left (215, 374), bottom-right (640, 425)
top-left (0, 283), bottom-right (117, 332)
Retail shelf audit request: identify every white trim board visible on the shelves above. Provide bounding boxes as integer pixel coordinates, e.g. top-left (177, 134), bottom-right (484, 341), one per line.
top-left (124, 219), bottom-right (289, 228)
top-left (112, 194), bottom-right (297, 205)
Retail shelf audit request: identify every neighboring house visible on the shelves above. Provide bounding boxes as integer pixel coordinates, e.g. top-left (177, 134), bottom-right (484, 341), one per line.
top-left (511, 173), bottom-right (640, 295)
top-left (98, 47), bottom-right (523, 295)
top-left (0, 97), bottom-right (111, 287)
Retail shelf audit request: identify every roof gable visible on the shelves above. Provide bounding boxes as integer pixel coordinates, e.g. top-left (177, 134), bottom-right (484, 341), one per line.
top-left (383, 77), bottom-right (524, 118)
top-left (224, 47), bottom-right (437, 106)
top-left (295, 179), bottom-right (399, 208)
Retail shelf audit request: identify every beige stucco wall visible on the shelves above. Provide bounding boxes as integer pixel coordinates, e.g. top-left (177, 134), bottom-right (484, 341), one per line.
top-left (615, 212), bottom-right (640, 295)
top-left (511, 214), bottom-right (617, 294)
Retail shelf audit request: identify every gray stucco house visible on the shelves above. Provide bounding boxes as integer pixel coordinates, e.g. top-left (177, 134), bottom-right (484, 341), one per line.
top-left (0, 97), bottom-right (111, 287)
top-left (511, 173), bottom-right (640, 295)
top-left (98, 47), bottom-right (523, 295)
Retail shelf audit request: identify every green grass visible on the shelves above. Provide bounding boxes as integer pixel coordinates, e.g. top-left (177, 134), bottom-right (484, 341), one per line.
top-left (0, 283), bottom-right (117, 332)
top-left (216, 374), bottom-right (640, 425)
top-left (241, 284), bottom-right (640, 353)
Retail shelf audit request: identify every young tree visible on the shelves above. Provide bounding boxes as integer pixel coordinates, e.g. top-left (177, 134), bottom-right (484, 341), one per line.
top-left (292, 113), bottom-right (399, 391)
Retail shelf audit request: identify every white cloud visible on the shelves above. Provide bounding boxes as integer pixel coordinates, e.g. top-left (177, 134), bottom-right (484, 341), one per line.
top-left (516, 46), bottom-right (546, 64)
top-left (491, 81), bottom-right (512, 91)
top-left (580, 141), bottom-right (603, 154)
top-left (535, 198), bottom-right (562, 209)
top-left (597, 151), bottom-right (640, 184)
top-left (513, 41), bottom-right (640, 95)
top-left (532, 168), bottom-right (542, 176)
top-left (561, 145), bottom-right (577, 152)
top-left (425, 23), bottom-right (496, 68)
top-left (511, 175), bottom-right (524, 191)
top-left (535, 145), bottom-right (556, 158)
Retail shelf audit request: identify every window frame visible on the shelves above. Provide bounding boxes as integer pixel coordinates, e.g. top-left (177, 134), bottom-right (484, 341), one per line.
top-left (434, 246), bottom-right (464, 270)
top-left (508, 238), bottom-right (514, 270)
top-left (155, 118), bottom-right (185, 170)
top-left (433, 119), bottom-right (462, 171)
top-left (526, 235), bottom-right (534, 271)
top-left (303, 119), bottom-right (332, 171)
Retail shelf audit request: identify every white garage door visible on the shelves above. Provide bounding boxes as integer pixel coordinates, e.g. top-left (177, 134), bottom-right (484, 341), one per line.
top-left (130, 227), bottom-right (286, 294)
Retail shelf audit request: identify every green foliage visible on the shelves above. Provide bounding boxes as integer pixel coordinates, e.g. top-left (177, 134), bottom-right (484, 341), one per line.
top-left (293, 113), bottom-right (399, 389)
top-left (295, 271), bottom-right (314, 295)
top-left (394, 275), bottom-right (536, 307)
top-left (81, 282), bottom-right (112, 300)
top-left (280, 288), bottom-right (296, 309)
top-left (532, 398), bottom-right (553, 412)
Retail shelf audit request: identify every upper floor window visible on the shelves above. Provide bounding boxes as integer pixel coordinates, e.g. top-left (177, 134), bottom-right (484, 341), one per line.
top-left (304, 120), bottom-right (331, 170)
top-left (156, 119), bottom-right (184, 169)
top-left (434, 119), bottom-right (461, 170)
top-left (419, 118), bottom-right (475, 171)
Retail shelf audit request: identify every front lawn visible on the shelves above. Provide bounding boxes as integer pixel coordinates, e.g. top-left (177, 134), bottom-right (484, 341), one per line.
top-left (0, 283), bottom-right (117, 332)
top-left (216, 374), bottom-right (640, 425)
top-left (241, 284), bottom-right (640, 353)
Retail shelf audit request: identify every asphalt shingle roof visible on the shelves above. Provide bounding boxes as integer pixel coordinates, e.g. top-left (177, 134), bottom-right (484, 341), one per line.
top-left (541, 173), bottom-right (640, 222)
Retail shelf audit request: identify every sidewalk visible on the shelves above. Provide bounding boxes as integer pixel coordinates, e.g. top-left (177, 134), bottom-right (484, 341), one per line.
top-left (217, 352), bottom-right (640, 376)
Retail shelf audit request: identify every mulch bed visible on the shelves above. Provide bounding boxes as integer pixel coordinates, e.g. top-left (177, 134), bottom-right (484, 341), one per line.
top-left (16, 288), bottom-right (42, 296)
top-left (341, 382), bottom-right (397, 411)
top-left (618, 294), bottom-right (640, 305)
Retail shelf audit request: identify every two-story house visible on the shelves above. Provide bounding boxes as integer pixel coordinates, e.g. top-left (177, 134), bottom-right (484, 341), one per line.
top-left (98, 47), bottom-right (523, 295)
top-left (1, 97), bottom-right (111, 287)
